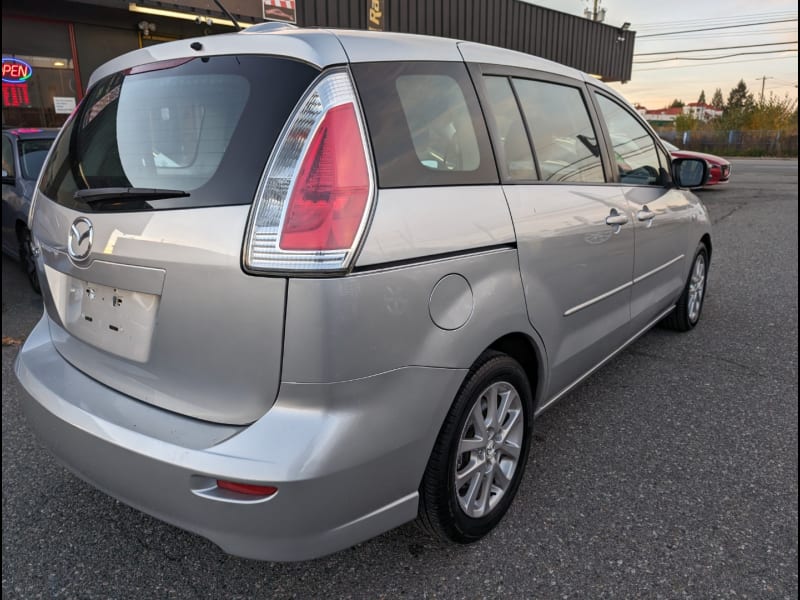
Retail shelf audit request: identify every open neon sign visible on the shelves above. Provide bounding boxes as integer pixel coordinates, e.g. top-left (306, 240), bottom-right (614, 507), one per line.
top-left (2, 58), bottom-right (33, 84)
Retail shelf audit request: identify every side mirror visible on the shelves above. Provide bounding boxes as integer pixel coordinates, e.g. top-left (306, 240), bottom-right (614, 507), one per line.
top-left (671, 158), bottom-right (708, 189)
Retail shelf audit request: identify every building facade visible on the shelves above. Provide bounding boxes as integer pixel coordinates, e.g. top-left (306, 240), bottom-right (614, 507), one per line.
top-left (2, 0), bottom-right (635, 128)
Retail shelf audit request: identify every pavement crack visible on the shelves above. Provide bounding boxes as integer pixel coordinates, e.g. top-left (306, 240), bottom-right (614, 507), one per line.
top-left (710, 201), bottom-right (747, 225)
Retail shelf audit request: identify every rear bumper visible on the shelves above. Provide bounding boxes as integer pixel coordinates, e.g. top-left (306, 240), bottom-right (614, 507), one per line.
top-left (15, 316), bottom-right (466, 561)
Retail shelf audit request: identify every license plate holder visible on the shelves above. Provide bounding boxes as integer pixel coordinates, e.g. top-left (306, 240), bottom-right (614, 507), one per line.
top-left (60, 276), bottom-right (160, 362)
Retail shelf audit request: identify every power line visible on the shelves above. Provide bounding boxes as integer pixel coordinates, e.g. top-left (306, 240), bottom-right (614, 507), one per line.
top-left (638, 18), bottom-right (798, 38)
top-left (634, 48), bottom-right (798, 64)
top-left (634, 11), bottom-right (797, 30)
top-left (634, 41), bottom-right (798, 56)
top-left (633, 55), bottom-right (799, 73)
top-left (636, 27), bottom-right (799, 42)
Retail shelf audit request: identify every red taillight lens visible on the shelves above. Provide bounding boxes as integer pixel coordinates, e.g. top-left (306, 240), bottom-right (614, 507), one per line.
top-left (243, 70), bottom-right (374, 273)
top-left (216, 480), bottom-right (278, 497)
top-left (279, 103), bottom-right (370, 251)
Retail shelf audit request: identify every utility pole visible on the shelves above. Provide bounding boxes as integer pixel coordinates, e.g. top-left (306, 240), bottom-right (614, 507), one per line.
top-left (584, 0), bottom-right (606, 22)
top-left (756, 76), bottom-right (774, 103)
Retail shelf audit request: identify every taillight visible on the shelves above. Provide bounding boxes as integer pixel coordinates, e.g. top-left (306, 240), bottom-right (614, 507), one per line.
top-left (243, 69), bottom-right (374, 273)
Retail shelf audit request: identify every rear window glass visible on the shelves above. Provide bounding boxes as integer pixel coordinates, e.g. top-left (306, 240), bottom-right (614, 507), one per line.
top-left (40, 55), bottom-right (319, 211)
top-left (352, 61), bottom-right (497, 188)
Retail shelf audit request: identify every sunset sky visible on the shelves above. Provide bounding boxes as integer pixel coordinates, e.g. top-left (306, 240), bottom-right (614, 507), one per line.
top-left (528, 0), bottom-right (798, 109)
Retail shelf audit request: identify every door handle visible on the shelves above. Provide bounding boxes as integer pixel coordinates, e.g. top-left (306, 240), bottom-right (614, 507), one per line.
top-left (637, 207), bottom-right (656, 222)
top-left (605, 209), bottom-right (628, 234)
top-left (605, 211), bottom-right (629, 226)
top-left (637, 206), bottom-right (656, 228)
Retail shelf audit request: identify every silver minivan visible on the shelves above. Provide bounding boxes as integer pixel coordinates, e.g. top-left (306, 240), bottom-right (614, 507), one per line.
top-left (15, 25), bottom-right (711, 561)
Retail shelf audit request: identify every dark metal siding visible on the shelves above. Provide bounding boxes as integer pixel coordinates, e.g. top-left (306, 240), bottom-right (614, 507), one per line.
top-left (296, 0), bottom-right (634, 82)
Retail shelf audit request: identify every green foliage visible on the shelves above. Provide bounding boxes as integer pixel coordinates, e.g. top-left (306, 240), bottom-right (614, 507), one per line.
top-left (698, 90), bottom-right (706, 104)
top-left (727, 79), bottom-right (755, 112)
top-left (711, 90), bottom-right (797, 132)
top-left (746, 93), bottom-right (798, 130)
top-left (675, 113), bottom-right (699, 133)
top-left (657, 80), bottom-right (798, 156)
top-left (669, 98), bottom-right (685, 108)
top-left (711, 88), bottom-right (724, 110)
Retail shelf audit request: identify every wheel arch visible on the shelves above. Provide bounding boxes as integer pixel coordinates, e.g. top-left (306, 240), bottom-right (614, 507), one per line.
top-left (700, 233), bottom-right (712, 261)
top-left (485, 332), bottom-right (547, 413)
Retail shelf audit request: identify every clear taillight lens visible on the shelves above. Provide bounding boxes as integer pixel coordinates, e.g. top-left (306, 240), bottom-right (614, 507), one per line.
top-left (243, 69), bottom-right (374, 273)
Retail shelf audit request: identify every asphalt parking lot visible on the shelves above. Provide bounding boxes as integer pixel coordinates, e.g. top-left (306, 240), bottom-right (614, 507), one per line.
top-left (2, 159), bottom-right (797, 599)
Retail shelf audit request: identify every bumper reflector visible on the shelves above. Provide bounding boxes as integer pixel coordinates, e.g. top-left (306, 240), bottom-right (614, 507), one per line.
top-left (216, 480), bottom-right (278, 497)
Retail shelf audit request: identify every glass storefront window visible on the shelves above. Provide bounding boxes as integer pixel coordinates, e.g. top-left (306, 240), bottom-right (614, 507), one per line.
top-left (2, 17), bottom-right (79, 128)
top-left (2, 54), bottom-right (76, 128)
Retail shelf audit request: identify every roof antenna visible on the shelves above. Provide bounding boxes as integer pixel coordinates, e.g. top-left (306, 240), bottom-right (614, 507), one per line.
top-left (212, 0), bottom-right (242, 31)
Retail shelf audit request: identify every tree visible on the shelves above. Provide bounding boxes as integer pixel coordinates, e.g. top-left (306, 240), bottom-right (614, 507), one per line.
top-left (698, 90), bottom-right (706, 104)
top-left (746, 92), bottom-right (798, 130)
top-left (674, 113), bottom-right (699, 133)
top-left (669, 98), bottom-right (685, 108)
top-left (727, 79), bottom-right (755, 112)
top-left (711, 88), bottom-right (724, 110)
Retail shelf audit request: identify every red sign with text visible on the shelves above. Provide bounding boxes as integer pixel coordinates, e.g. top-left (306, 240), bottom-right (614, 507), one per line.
top-left (2, 83), bottom-right (30, 107)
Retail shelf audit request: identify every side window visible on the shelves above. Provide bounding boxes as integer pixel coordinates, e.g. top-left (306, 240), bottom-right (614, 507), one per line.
top-left (482, 76), bottom-right (536, 181)
top-left (595, 94), bottom-right (663, 186)
top-left (395, 74), bottom-right (480, 172)
top-left (656, 143), bottom-right (672, 171)
top-left (512, 79), bottom-right (605, 183)
top-left (2, 136), bottom-right (15, 178)
top-left (352, 61), bottom-right (497, 188)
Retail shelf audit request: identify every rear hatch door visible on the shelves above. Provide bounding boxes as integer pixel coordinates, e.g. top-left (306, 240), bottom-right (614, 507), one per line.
top-left (32, 54), bottom-right (319, 425)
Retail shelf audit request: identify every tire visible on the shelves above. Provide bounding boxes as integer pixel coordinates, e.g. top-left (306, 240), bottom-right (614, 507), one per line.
top-left (18, 226), bottom-right (41, 295)
top-left (418, 351), bottom-right (534, 543)
top-left (662, 243), bottom-right (708, 332)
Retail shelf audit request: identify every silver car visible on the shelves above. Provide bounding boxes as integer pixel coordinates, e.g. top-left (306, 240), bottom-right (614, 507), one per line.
top-left (15, 25), bottom-right (710, 561)
top-left (2, 127), bottom-right (59, 292)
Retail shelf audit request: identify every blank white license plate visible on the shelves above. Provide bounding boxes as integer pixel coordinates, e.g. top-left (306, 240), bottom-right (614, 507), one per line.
top-left (60, 276), bottom-right (160, 363)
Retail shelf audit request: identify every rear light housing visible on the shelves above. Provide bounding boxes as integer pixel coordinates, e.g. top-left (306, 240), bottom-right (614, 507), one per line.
top-left (243, 68), bottom-right (375, 274)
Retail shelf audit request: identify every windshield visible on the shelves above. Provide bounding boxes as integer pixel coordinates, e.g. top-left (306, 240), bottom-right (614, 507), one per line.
top-left (19, 138), bottom-right (55, 180)
top-left (39, 55), bottom-right (319, 212)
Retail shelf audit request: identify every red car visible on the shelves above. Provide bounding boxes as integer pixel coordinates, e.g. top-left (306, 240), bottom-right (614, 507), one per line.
top-left (662, 140), bottom-right (731, 186)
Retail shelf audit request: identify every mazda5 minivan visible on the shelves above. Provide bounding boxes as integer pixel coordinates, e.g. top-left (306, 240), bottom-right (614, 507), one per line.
top-left (15, 25), bottom-right (711, 561)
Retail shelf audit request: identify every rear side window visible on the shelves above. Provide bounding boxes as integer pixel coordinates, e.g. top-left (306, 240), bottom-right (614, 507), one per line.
top-left (352, 62), bottom-right (497, 188)
top-left (482, 76), bottom-right (536, 181)
top-left (40, 56), bottom-right (319, 211)
top-left (595, 94), bottom-right (663, 186)
top-left (513, 79), bottom-right (605, 184)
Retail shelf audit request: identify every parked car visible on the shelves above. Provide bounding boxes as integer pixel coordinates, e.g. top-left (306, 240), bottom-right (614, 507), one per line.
top-left (661, 139), bottom-right (731, 186)
top-left (14, 26), bottom-right (711, 562)
top-left (2, 127), bottom-right (58, 292)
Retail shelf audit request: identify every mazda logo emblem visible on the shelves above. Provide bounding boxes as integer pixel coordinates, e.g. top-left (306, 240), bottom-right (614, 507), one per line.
top-left (68, 217), bottom-right (93, 261)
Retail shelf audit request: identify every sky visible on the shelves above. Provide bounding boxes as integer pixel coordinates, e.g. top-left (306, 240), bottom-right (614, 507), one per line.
top-left (526, 0), bottom-right (798, 109)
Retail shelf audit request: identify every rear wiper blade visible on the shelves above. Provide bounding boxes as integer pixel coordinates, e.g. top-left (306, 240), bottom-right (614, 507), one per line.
top-left (74, 187), bottom-right (190, 204)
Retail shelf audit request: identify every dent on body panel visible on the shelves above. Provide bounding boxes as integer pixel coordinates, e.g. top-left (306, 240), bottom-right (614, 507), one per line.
top-left (282, 250), bottom-right (532, 383)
